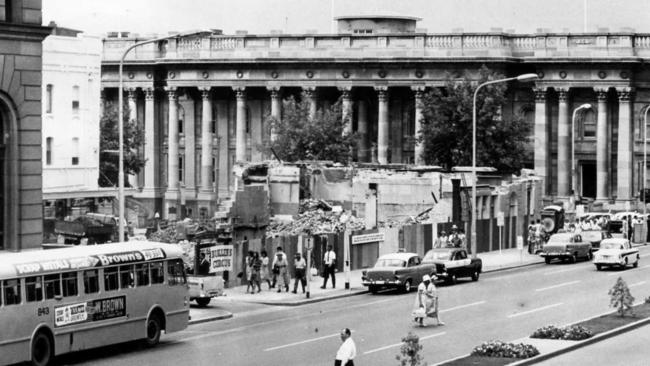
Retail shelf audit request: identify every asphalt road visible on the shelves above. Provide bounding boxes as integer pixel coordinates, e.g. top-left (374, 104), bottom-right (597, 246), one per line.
top-left (54, 245), bottom-right (650, 366)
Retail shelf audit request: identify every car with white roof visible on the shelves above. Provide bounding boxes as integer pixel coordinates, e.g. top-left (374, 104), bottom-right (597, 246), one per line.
top-left (593, 238), bottom-right (640, 270)
top-left (361, 252), bottom-right (435, 293)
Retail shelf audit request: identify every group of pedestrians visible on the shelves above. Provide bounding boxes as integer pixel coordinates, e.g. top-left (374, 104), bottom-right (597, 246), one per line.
top-left (433, 224), bottom-right (467, 249)
top-left (244, 246), bottom-right (310, 294)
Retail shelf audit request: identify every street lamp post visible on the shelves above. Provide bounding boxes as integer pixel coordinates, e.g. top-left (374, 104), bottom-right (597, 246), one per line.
top-left (571, 104), bottom-right (592, 205)
top-left (471, 73), bottom-right (537, 259)
top-left (641, 105), bottom-right (650, 217)
top-left (117, 30), bottom-right (211, 241)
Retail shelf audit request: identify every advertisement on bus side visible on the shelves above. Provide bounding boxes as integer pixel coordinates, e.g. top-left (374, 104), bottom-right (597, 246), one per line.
top-left (54, 295), bottom-right (126, 327)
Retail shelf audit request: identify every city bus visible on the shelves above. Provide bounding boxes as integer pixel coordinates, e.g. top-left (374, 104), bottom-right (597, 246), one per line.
top-left (0, 241), bottom-right (190, 366)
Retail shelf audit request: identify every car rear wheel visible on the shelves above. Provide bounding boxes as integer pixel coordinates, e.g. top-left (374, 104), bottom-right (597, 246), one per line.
top-left (545, 257), bottom-right (552, 264)
top-left (195, 298), bottom-right (211, 307)
top-left (633, 261), bottom-right (639, 268)
top-left (403, 280), bottom-right (412, 293)
top-left (587, 251), bottom-right (593, 260)
top-left (369, 285), bottom-right (379, 294)
top-left (471, 270), bottom-right (479, 281)
top-left (448, 274), bottom-right (457, 285)
top-left (569, 254), bottom-right (577, 263)
top-left (595, 264), bottom-right (602, 271)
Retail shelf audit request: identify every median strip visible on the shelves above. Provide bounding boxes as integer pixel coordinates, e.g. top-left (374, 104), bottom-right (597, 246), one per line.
top-left (535, 280), bottom-right (581, 292)
top-left (363, 332), bottom-right (445, 355)
top-left (507, 302), bottom-right (564, 318)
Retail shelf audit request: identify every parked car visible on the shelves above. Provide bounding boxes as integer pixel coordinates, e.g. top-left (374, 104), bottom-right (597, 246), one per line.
top-left (422, 248), bottom-right (482, 284)
top-left (361, 252), bottom-right (435, 293)
top-left (593, 238), bottom-right (640, 271)
top-left (540, 232), bottom-right (592, 264)
top-left (580, 230), bottom-right (612, 252)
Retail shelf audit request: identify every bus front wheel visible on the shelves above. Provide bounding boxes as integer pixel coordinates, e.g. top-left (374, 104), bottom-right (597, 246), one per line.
top-left (31, 331), bottom-right (53, 366)
top-left (145, 314), bottom-right (162, 347)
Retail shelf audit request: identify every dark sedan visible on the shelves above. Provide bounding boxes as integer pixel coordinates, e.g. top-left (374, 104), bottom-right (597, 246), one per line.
top-left (361, 252), bottom-right (435, 293)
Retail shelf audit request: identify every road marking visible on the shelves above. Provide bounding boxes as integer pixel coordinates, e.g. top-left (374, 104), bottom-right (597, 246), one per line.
top-left (535, 280), bottom-right (581, 292)
top-left (640, 264), bottom-right (650, 269)
top-left (363, 332), bottom-right (445, 355)
top-left (508, 302), bottom-right (563, 318)
top-left (264, 332), bottom-right (341, 351)
top-left (440, 300), bottom-right (486, 313)
top-left (630, 281), bottom-right (647, 287)
top-left (544, 267), bottom-right (584, 276)
top-left (607, 271), bottom-right (628, 276)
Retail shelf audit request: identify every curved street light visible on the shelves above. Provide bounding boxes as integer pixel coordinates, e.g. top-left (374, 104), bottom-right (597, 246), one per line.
top-left (471, 73), bottom-right (538, 259)
top-left (571, 103), bottom-right (592, 205)
top-left (117, 30), bottom-right (212, 241)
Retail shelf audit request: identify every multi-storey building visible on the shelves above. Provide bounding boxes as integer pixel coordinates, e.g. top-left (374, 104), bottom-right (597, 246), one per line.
top-left (0, 0), bottom-right (50, 251)
top-left (100, 15), bottom-right (650, 220)
top-left (42, 27), bottom-right (104, 222)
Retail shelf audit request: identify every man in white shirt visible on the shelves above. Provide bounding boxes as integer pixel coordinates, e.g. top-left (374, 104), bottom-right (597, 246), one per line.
top-left (334, 328), bottom-right (356, 366)
top-left (321, 244), bottom-right (337, 289)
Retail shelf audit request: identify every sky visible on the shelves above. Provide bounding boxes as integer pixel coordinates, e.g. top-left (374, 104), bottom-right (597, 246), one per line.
top-left (43, 0), bottom-right (649, 36)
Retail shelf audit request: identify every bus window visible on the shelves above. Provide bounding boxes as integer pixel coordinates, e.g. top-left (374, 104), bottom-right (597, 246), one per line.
top-left (3, 279), bottom-right (22, 305)
top-left (44, 274), bottom-right (61, 299)
top-left (104, 267), bottom-right (119, 291)
top-left (25, 276), bottom-right (44, 302)
top-left (83, 270), bottom-right (99, 294)
top-left (135, 263), bottom-right (149, 286)
top-left (167, 259), bottom-right (186, 286)
top-left (150, 262), bottom-right (164, 284)
top-left (119, 265), bottom-right (134, 289)
top-left (62, 272), bottom-right (78, 297)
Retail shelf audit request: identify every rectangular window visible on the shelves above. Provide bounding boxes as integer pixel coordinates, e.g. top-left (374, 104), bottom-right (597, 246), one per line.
top-left (135, 263), bottom-right (150, 286)
top-left (150, 262), bottom-right (165, 284)
top-left (178, 119), bottom-right (184, 134)
top-left (72, 85), bottom-right (80, 114)
top-left (2, 279), bottom-right (21, 305)
top-left (83, 269), bottom-right (99, 294)
top-left (44, 274), bottom-right (61, 299)
top-left (46, 84), bottom-right (53, 113)
top-left (211, 119), bottom-right (216, 134)
top-left (212, 157), bottom-right (216, 183)
top-left (46, 137), bottom-right (53, 165)
top-left (119, 265), bottom-right (134, 289)
top-left (167, 259), bottom-right (186, 286)
top-left (62, 272), bottom-right (78, 297)
top-left (26, 276), bottom-right (44, 302)
top-left (104, 267), bottom-right (119, 291)
top-left (71, 137), bottom-right (79, 165)
top-left (179, 156), bottom-right (184, 183)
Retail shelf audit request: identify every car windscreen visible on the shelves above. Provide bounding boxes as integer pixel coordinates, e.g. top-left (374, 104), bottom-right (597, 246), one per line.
top-left (423, 251), bottom-right (452, 261)
top-left (374, 259), bottom-right (406, 267)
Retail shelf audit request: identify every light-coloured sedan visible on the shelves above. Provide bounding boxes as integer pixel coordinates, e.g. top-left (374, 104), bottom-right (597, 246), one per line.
top-left (593, 238), bottom-right (640, 271)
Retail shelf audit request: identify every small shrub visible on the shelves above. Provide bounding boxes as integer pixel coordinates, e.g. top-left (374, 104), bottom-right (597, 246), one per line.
top-left (471, 340), bottom-right (540, 359)
top-left (531, 325), bottom-right (591, 340)
top-left (645, 296), bottom-right (650, 304)
top-left (609, 277), bottom-right (635, 317)
top-left (396, 332), bottom-right (425, 366)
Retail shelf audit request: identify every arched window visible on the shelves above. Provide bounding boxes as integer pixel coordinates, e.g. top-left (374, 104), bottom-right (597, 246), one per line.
top-left (0, 92), bottom-right (19, 250)
top-left (71, 137), bottom-right (79, 165)
top-left (0, 107), bottom-right (4, 249)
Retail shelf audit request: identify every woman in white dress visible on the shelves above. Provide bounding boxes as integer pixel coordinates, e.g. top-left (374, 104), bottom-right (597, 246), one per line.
top-left (412, 274), bottom-right (445, 327)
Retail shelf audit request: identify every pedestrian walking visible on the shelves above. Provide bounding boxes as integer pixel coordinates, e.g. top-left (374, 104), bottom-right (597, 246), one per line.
top-left (260, 250), bottom-right (272, 290)
top-left (292, 252), bottom-right (307, 294)
top-left (412, 274), bottom-right (444, 327)
top-left (251, 252), bottom-right (262, 293)
top-left (245, 251), bottom-right (255, 294)
top-left (434, 231), bottom-right (447, 248)
top-left (271, 246), bottom-right (287, 288)
top-left (334, 328), bottom-right (356, 366)
top-left (321, 244), bottom-right (337, 289)
top-left (274, 252), bottom-right (290, 292)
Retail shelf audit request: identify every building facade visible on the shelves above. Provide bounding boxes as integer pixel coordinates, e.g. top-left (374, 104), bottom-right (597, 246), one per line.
top-left (42, 28), bottom-right (104, 222)
top-left (0, 0), bottom-right (50, 251)
top-left (100, 15), bottom-right (650, 221)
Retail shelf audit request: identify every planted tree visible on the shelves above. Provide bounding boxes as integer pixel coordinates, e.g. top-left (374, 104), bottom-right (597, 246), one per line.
top-left (261, 94), bottom-right (357, 163)
top-left (98, 101), bottom-right (146, 187)
top-left (418, 65), bottom-right (531, 172)
top-left (609, 277), bottom-right (635, 317)
top-left (396, 332), bottom-right (425, 366)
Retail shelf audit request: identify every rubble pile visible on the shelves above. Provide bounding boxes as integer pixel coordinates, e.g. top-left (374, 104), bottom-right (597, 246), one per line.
top-left (268, 205), bottom-right (366, 237)
top-left (379, 207), bottom-right (433, 228)
top-left (299, 198), bottom-right (332, 213)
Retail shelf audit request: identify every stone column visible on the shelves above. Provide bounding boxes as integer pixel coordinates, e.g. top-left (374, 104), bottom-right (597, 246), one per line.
top-left (167, 87), bottom-right (179, 191)
top-left (340, 87), bottom-right (353, 135)
top-left (617, 87), bottom-right (633, 200)
top-left (533, 87), bottom-right (548, 195)
top-left (200, 88), bottom-right (213, 192)
top-left (234, 87), bottom-right (247, 162)
top-left (269, 86), bottom-right (281, 142)
top-left (412, 86), bottom-right (426, 165)
top-left (595, 88), bottom-right (609, 200)
top-left (304, 87), bottom-right (317, 119)
top-left (144, 88), bottom-right (156, 190)
top-left (376, 86), bottom-right (389, 164)
top-left (357, 100), bottom-right (369, 162)
top-left (557, 88), bottom-right (570, 196)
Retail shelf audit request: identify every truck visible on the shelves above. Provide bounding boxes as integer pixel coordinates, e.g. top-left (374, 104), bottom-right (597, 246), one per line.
top-left (185, 229), bottom-right (229, 307)
top-left (53, 213), bottom-right (121, 244)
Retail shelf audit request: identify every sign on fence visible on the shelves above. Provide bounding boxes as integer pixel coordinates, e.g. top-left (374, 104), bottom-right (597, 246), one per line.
top-left (209, 245), bottom-right (233, 273)
top-left (351, 232), bottom-right (385, 245)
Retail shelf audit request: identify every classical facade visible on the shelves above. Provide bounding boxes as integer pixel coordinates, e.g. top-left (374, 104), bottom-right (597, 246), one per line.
top-left (100, 15), bottom-right (650, 220)
top-left (0, 1), bottom-right (50, 250)
top-left (42, 28), bottom-right (105, 220)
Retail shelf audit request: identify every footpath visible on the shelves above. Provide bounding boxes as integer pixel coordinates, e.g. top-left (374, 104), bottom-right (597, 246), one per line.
top-left (191, 247), bottom-right (543, 322)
